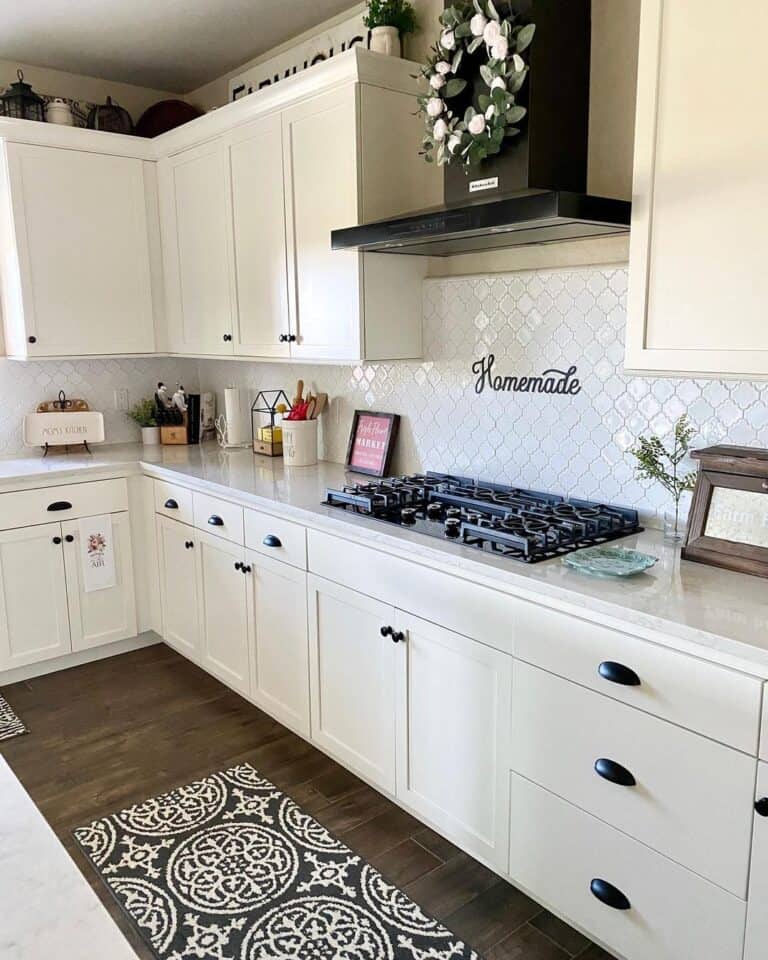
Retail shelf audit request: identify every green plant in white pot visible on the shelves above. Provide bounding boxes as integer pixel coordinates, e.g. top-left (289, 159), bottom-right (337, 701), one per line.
top-left (364, 0), bottom-right (418, 57)
top-left (128, 398), bottom-right (160, 445)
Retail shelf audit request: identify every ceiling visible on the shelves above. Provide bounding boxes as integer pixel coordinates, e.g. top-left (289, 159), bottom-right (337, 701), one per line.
top-left (0, 0), bottom-right (358, 93)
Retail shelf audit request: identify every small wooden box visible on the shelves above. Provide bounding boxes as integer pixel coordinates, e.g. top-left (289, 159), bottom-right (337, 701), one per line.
top-left (161, 423), bottom-right (188, 445)
top-left (253, 438), bottom-right (283, 457)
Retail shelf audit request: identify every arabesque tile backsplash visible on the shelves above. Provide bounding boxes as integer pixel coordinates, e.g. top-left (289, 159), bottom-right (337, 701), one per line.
top-left (1, 264), bottom-right (766, 526)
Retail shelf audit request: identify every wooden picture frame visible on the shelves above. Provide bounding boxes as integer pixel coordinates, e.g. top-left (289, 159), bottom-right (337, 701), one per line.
top-left (345, 411), bottom-right (400, 478)
top-left (682, 445), bottom-right (768, 579)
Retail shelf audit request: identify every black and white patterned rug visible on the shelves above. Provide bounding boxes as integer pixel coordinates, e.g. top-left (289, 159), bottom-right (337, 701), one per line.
top-left (74, 763), bottom-right (480, 960)
top-left (0, 693), bottom-right (28, 742)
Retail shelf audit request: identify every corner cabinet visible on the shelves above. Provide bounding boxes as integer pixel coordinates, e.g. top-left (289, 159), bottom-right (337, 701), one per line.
top-left (0, 138), bottom-right (158, 358)
top-left (626, 0), bottom-right (768, 378)
top-left (157, 48), bottom-right (440, 362)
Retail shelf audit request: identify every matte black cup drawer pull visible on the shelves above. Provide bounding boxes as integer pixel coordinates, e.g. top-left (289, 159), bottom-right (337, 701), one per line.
top-left (756, 798), bottom-right (768, 817)
top-left (262, 534), bottom-right (282, 548)
top-left (65, 534), bottom-right (75, 543)
top-left (47, 501), bottom-right (73, 512)
top-left (590, 878), bottom-right (631, 911)
top-left (208, 515), bottom-right (224, 527)
top-left (598, 661), bottom-right (641, 687)
top-left (164, 499), bottom-right (179, 510)
top-left (595, 758), bottom-right (637, 787)
top-left (52, 536), bottom-right (62, 545)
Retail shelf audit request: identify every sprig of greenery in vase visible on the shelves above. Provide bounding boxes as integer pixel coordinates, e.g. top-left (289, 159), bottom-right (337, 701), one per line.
top-left (127, 398), bottom-right (157, 429)
top-left (363, 0), bottom-right (418, 34)
top-left (630, 414), bottom-right (698, 539)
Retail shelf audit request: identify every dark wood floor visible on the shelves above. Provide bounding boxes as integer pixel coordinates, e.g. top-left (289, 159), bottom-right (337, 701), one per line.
top-left (1, 644), bottom-right (611, 960)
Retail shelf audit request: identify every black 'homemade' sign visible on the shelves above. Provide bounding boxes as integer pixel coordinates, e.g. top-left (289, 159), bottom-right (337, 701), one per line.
top-left (472, 355), bottom-right (582, 396)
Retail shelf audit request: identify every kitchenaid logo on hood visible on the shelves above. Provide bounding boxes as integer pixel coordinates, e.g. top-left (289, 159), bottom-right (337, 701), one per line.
top-left (229, 14), bottom-right (367, 101)
top-left (472, 355), bottom-right (582, 397)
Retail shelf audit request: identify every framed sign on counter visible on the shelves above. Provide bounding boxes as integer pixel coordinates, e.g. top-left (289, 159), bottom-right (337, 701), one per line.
top-left (345, 411), bottom-right (400, 477)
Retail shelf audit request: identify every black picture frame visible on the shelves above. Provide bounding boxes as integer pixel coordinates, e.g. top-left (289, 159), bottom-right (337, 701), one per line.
top-left (345, 410), bottom-right (400, 478)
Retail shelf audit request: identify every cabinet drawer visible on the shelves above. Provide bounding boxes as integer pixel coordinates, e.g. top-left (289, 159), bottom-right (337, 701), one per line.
top-left (511, 662), bottom-right (755, 897)
top-left (514, 600), bottom-right (761, 754)
top-left (0, 479), bottom-right (128, 531)
top-left (193, 492), bottom-right (244, 545)
top-left (154, 479), bottom-right (193, 525)
top-left (245, 509), bottom-right (306, 569)
top-left (509, 773), bottom-right (747, 960)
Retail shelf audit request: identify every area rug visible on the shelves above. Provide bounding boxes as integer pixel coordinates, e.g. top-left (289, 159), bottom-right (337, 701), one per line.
top-left (0, 693), bottom-right (28, 742)
top-left (74, 763), bottom-right (480, 960)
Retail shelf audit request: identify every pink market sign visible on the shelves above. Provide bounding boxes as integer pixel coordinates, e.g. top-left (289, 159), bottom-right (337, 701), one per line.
top-left (346, 411), bottom-right (400, 478)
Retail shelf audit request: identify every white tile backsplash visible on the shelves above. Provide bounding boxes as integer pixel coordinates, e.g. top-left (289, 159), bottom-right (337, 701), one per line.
top-left (196, 264), bottom-right (768, 524)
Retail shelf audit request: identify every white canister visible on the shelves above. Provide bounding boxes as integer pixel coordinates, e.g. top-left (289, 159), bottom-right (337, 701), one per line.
top-left (370, 25), bottom-right (401, 57)
top-left (45, 98), bottom-right (74, 126)
top-left (282, 419), bottom-right (318, 467)
top-left (141, 426), bottom-right (160, 445)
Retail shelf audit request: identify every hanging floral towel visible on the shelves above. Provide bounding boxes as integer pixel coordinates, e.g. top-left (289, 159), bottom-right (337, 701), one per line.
top-left (78, 515), bottom-right (116, 592)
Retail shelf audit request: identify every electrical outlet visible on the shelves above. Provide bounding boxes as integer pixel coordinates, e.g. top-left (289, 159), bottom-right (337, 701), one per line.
top-left (113, 388), bottom-right (129, 411)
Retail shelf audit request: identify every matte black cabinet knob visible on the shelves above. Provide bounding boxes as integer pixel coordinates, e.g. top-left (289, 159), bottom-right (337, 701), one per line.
top-left (164, 499), bottom-right (178, 510)
top-left (28, 336), bottom-right (37, 344)
top-left (65, 535), bottom-right (75, 543)
top-left (223, 334), bottom-right (233, 342)
top-left (756, 798), bottom-right (768, 817)
top-left (590, 878), bottom-right (631, 911)
top-left (241, 564), bottom-right (252, 574)
top-left (185, 541), bottom-right (194, 550)
top-left (47, 501), bottom-right (73, 512)
top-left (595, 758), bottom-right (637, 787)
top-left (598, 661), bottom-right (641, 687)
top-left (380, 625), bottom-right (405, 643)
top-left (279, 334), bottom-right (288, 343)
top-left (52, 536), bottom-right (62, 545)
top-left (234, 561), bottom-right (243, 571)
top-left (262, 534), bottom-right (282, 548)
top-left (208, 515), bottom-right (224, 527)
top-left (288, 334), bottom-right (297, 342)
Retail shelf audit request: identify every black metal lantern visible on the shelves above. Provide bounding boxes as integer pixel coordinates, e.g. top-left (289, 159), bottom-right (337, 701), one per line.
top-left (0, 69), bottom-right (45, 122)
top-left (87, 96), bottom-right (134, 134)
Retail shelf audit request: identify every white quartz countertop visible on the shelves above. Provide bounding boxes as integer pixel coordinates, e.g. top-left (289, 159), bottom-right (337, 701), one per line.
top-left (3, 442), bottom-right (767, 675)
top-left (0, 757), bottom-right (138, 960)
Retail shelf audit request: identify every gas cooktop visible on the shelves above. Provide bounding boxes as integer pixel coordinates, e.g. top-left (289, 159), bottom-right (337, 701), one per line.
top-left (324, 472), bottom-right (642, 564)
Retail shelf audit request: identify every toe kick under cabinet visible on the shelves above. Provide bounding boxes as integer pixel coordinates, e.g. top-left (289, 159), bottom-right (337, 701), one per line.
top-left (0, 479), bottom-right (137, 671)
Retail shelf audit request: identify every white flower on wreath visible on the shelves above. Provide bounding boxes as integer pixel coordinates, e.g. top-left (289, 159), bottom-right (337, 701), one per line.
top-left (435, 60), bottom-right (452, 75)
top-left (440, 28), bottom-right (456, 50)
top-left (448, 134), bottom-right (462, 154)
top-left (433, 118), bottom-right (449, 141)
top-left (429, 73), bottom-right (446, 90)
top-left (470, 13), bottom-right (488, 36)
top-left (468, 113), bottom-right (486, 136)
top-left (483, 20), bottom-right (502, 47)
top-left (492, 36), bottom-right (509, 60)
top-left (426, 97), bottom-right (444, 118)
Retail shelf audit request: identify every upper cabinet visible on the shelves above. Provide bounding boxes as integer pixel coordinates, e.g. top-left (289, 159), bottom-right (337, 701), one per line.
top-left (157, 49), bottom-right (441, 363)
top-left (0, 136), bottom-right (158, 358)
top-left (626, 0), bottom-right (768, 378)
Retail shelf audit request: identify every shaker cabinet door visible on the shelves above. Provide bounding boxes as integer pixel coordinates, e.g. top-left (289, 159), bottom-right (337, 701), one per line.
top-left (745, 763), bottom-right (768, 960)
top-left (159, 141), bottom-right (236, 356)
top-left (308, 575), bottom-right (397, 792)
top-left (62, 512), bottom-right (137, 653)
top-left (156, 514), bottom-right (201, 662)
top-left (0, 523), bottom-right (71, 670)
top-left (1, 143), bottom-right (155, 357)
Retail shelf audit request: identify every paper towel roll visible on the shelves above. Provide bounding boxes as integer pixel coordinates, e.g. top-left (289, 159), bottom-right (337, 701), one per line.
top-left (224, 387), bottom-right (248, 445)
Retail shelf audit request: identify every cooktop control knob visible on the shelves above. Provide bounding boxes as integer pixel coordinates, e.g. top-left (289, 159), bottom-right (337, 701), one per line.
top-left (401, 507), bottom-right (417, 525)
top-left (445, 518), bottom-right (461, 538)
top-left (426, 502), bottom-right (443, 519)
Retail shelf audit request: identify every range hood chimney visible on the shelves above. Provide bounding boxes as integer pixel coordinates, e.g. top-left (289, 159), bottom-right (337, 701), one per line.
top-left (332, 0), bottom-right (630, 257)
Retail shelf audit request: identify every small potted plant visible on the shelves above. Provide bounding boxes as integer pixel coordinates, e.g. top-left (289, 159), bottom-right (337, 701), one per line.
top-left (128, 398), bottom-right (160, 445)
top-left (364, 0), bottom-right (418, 57)
top-left (630, 414), bottom-right (698, 543)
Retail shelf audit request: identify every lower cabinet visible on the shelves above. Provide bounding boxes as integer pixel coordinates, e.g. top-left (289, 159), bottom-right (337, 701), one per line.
top-left (196, 532), bottom-right (250, 696)
top-left (157, 514), bottom-right (201, 661)
top-left (509, 773), bottom-right (746, 960)
top-left (396, 612), bottom-right (512, 872)
top-left (0, 514), bottom-right (137, 671)
top-left (0, 523), bottom-right (71, 670)
top-left (307, 575), bottom-right (398, 793)
top-left (248, 550), bottom-right (309, 737)
top-left (744, 763), bottom-right (768, 960)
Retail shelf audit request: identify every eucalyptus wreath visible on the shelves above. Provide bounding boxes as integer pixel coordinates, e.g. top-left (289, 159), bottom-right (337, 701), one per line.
top-left (417, 0), bottom-right (535, 167)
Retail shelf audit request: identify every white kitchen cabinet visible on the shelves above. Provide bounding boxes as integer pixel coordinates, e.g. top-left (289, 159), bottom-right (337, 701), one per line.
top-left (229, 114), bottom-right (290, 359)
top-left (745, 763), bottom-right (768, 960)
top-left (196, 531), bottom-right (250, 695)
top-left (626, 0), bottom-right (768, 377)
top-left (0, 142), bottom-right (156, 358)
top-left (308, 575), bottom-right (397, 792)
top-left (62, 513), bottom-right (137, 653)
top-left (156, 515), bottom-right (200, 662)
top-left (158, 140), bottom-right (236, 356)
top-left (247, 550), bottom-right (309, 737)
top-left (0, 523), bottom-right (71, 670)
top-left (395, 613), bottom-right (512, 872)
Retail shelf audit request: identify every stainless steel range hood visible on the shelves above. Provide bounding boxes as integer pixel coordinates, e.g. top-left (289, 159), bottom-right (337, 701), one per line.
top-left (331, 191), bottom-right (631, 257)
